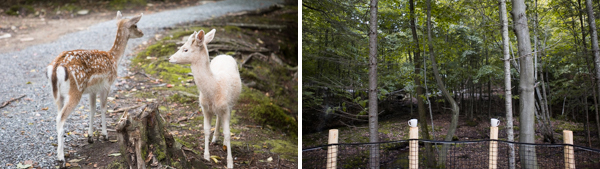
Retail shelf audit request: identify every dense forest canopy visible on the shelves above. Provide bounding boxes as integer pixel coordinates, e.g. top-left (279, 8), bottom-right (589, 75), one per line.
top-left (302, 0), bottom-right (600, 143)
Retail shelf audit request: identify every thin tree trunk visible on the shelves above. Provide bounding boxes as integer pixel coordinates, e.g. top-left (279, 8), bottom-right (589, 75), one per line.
top-left (512, 0), bottom-right (537, 168)
top-left (562, 96), bottom-right (567, 116)
top-left (426, 0), bottom-right (459, 165)
top-left (409, 52), bottom-right (414, 117)
top-left (368, 0), bottom-right (379, 168)
top-left (535, 86), bottom-right (554, 143)
top-left (409, 0), bottom-right (433, 166)
top-left (593, 81), bottom-right (600, 146)
top-left (540, 71), bottom-right (554, 141)
top-left (423, 40), bottom-right (436, 167)
top-left (532, 0), bottom-right (554, 144)
top-left (586, 95), bottom-right (592, 147)
top-left (585, 0), bottom-right (600, 143)
top-left (488, 80), bottom-right (492, 118)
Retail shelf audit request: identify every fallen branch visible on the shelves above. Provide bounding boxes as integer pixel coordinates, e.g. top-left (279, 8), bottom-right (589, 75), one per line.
top-left (287, 66), bottom-right (298, 71)
top-left (227, 4), bottom-right (284, 16)
top-left (226, 23), bottom-right (286, 30)
top-left (242, 52), bottom-right (269, 66)
top-left (208, 44), bottom-right (270, 53)
top-left (177, 91), bottom-right (198, 98)
top-left (113, 104), bottom-right (143, 113)
top-left (0, 95), bottom-right (25, 109)
top-left (270, 53), bottom-right (285, 66)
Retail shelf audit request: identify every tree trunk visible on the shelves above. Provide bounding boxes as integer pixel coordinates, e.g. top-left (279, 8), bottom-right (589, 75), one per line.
top-left (426, 0), bottom-right (459, 165)
top-left (512, 0), bottom-right (537, 168)
top-left (593, 82), bottom-right (600, 146)
top-left (409, 52), bottom-right (414, 117)
top-left (532, 0), bottom-right (554, 144)
top-left (368, 0), bottom-right (379, 168)
top-left (585, 0), bottom-right (600, 148)
top-left (409, 0), bottom-right (433, 166)
top-left (116, 104), bottom-right (205, 169)
top-left (585, 95), bottom-right (592, 147)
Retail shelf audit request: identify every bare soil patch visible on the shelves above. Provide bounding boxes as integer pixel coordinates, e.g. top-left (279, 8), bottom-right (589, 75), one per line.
top-left (0, 0), bottom-right (207, 53)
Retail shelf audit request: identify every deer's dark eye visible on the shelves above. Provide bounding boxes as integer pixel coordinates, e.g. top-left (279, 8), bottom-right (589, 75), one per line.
top-left (183, 49), bottom-right (188, 52)
top-left (132, 25), bottom-right (137, 28)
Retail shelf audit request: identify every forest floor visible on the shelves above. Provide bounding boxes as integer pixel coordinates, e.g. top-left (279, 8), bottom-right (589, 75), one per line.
top-left (303, 102), bottom-right (599, 150)
top-left (67, 5), bottom-right (298, 169)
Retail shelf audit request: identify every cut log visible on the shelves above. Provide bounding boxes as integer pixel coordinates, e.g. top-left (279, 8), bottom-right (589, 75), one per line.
top-left (116, 104), bottom-right (207, 168)
top-left (227, 4), bottom-right (284, 16)
top-left (226, 23), bottom-right (286, 30)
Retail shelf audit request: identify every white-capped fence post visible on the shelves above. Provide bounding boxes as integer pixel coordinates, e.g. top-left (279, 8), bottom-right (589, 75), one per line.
top-left (563, 130), bottom-right (575, 169)
top-left (327, 129), bottom-right (338, 169)
top-left (409, 126), bottom-right (419, 169)
top-left (489, 126), bottom-right (498, 169)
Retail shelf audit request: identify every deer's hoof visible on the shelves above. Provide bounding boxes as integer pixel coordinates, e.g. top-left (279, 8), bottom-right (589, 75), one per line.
top-left (210, 140), bottom-right (221, 145)
top-left (101, 135), bottom-right (109, 141)
top-left (55, 160), bottom-right (66, 169)
top-left (87, 136), bottom-right (94, 143)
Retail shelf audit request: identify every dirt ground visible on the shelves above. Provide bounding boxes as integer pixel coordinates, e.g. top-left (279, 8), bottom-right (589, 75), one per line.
top-left (0, 0), bottom-right (202, 53)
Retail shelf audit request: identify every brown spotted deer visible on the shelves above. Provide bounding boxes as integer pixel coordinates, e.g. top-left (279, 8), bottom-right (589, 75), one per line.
top-left (46, 11), bottom-right (143, 163)
top-left (168, 29), bottom-right (242, 168)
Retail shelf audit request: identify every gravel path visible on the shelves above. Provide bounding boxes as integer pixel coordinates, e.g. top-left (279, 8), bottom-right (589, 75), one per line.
top-left (0, 0), bottom-right (282, 167)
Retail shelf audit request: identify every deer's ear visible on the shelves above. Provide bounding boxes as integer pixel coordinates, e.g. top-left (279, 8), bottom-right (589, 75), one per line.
top-left (116, 11), bottom-right (123, 20)
top-left (126, 13), bottom-right (142, 27)
top-left (204, 29), bottom-right (215, 44)
top-left (194, 30), bottom-right (205, 47)
top-left (188, 31), bottom-right (197, 42)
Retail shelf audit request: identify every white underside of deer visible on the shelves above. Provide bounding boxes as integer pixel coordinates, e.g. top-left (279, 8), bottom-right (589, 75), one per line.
top-left (169, 29), bottom-right (242, 169)
top-left (46, 11), bottom-right (143, 163)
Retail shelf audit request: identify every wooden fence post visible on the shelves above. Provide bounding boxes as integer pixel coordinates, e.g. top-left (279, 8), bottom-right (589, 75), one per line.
top-left (409, 126), bottom-right (419, 169)
top-left (489, 126), bottom-right (498, 169)
top-left (563, 130), bottom-right (575, 169)
top-left (327, 129), bottom-right (339, 169)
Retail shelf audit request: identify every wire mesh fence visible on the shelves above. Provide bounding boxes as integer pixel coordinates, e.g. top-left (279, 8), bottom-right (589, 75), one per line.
top-left (302, 139), bottom-right (600, 168)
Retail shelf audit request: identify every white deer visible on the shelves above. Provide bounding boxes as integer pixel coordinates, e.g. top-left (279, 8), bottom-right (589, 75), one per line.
top-left (46, 11), bottom-right (143, 163)
top-left (168, 29), bottom-right (242, 168)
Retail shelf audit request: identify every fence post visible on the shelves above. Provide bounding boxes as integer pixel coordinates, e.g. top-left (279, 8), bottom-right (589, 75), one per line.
top-left (327, 129), bottom-right (338, 169)
top-left (489, 126), bottom-right (498, 169)
top-left (409, 126), bottom-right (419, 169)
top-left (563, 130), bottom-right (575, 169)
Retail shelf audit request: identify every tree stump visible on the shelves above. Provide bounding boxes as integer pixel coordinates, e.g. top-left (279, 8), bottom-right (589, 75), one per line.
top-left (116, 103), bottom-right (207, 169)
